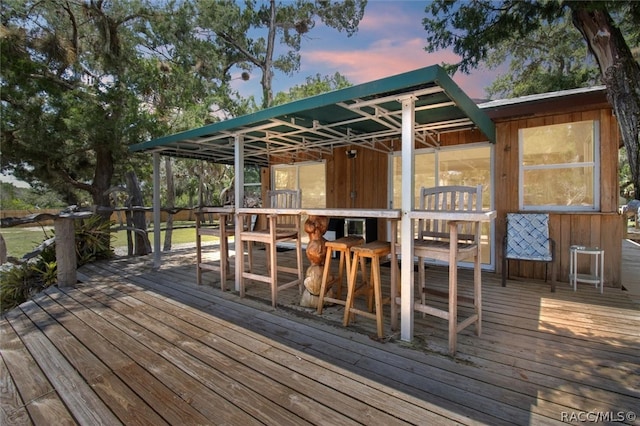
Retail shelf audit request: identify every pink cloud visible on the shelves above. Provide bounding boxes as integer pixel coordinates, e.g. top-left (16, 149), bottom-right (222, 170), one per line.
top-left (358, 5), bottom-right (417, 33)
top-left (302, 38), bottom-right (493, 99)
top-left (267, 3), bottom-right (500, 100)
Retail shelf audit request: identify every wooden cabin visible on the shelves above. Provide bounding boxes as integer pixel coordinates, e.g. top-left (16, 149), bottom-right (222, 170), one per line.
top-left (263, 86), bottom-right (621, 287)
top-left (131, 67), bottom-right (623, 294)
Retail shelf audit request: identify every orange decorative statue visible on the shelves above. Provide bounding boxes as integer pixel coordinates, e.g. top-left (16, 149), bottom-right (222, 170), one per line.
top-left (300, 215), bottom-right (330, 307)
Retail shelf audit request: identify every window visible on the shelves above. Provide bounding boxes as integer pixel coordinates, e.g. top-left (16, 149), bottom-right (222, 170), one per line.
top-left (392, 146), bottom-right (492, 211)
top-left (519, 120), bottom-right (599, 211)
top-left (272, 162), bottom-right (326, 208)
top-left (391, 144), bottom-right (494, 266)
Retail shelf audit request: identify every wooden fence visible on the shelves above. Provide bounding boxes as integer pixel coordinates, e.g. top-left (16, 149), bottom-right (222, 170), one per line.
top-left (1, 208), bottom-right (197, 227)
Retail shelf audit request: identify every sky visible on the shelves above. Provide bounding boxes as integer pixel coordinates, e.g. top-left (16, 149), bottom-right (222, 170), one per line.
top-left (232, 1), bottom-right (498, 102)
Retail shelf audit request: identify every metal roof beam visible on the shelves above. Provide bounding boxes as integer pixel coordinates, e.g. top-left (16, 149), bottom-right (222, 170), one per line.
top-left (345, 86), bottom-right (444, 109)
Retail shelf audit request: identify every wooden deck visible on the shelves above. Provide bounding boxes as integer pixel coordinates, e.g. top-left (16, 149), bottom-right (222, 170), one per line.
top-left (2, 244), bottom-right (639, 425)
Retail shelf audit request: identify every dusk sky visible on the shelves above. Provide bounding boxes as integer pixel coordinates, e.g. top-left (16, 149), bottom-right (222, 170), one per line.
top-left (232, 1), bottom-right (498, 103)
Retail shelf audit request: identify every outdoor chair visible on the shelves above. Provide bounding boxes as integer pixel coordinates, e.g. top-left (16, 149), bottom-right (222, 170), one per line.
top-left (239, 189), bottom-right (304, 307)
top-left (413, 185), bottom-right (483, 355)
top-left (502, 213), bottom-right (556, 292)
top-left (196, 207), bottom-right (249, 291)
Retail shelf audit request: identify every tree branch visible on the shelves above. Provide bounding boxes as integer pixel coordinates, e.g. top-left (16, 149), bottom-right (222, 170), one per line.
top-left (217, 31), bottom-right (262, 68)
top-left (50, 163), bottom-right (95, 195)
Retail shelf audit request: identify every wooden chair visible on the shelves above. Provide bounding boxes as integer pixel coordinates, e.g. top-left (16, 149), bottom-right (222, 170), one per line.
top-left (239, 189), bottom-right (304, 307)
top-left (502, 213), bottom-right (556, 291)
top-left (413, 185), bottom-right (483, 355)
top-left (195, 208), bottom-right (237, 291)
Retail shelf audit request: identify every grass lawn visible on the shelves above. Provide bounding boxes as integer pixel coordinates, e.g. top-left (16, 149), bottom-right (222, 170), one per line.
top-left (1, 227), bottom-right (53, 259)
top-left (2, 226), bottom-right (216, 259)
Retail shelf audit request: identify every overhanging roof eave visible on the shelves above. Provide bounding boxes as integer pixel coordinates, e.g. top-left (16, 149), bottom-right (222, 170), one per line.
top-left (433, 67), bottom-right (495, 143)
top-left (129, 65), bottom-right (496, 160)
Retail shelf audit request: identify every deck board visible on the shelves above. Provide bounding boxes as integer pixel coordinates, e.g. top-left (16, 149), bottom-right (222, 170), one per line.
top-left (2, 245), bottom-right (639, 425)
top-left (82, 269), bottom-right (452, 425)
top-left (5, 300), bottom-right (122, 425)
top-left (0, 348), bottom-right (34, 426)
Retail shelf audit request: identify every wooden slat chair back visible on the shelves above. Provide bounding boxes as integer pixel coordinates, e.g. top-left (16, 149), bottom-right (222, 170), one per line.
top-left (418, 185), bottom-right (481, 242)
top-left (239, 189), bottom-right (304, 308)
top-left (268, 189), bottom-right (301, 230)
top-left (502, 213), bottom-right (556, 291)
top-left (413, 184), bottom-right (483, 355)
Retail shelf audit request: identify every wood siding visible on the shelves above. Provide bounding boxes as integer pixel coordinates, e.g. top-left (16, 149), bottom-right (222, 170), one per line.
top-left (269, 104), bottom-right (622, 286)
top-left (494, 108), bottom-right (622, 286)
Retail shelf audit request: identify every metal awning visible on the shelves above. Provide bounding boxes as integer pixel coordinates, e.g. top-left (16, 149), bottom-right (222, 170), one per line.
top-left (130, 65), bottom-right (495, 166)
top-left (135, 65), bottom-right (497, 343)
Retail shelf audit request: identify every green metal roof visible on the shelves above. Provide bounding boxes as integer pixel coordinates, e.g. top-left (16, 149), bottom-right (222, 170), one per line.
top-left (130, 65), bottom-right (495, 166)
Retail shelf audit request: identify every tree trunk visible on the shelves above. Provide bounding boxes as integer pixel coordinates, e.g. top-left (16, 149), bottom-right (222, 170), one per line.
top-left (91, 144), bottom-right (115, 214)
top-left (126, 171), bottom-right (152, 255)
top-left (571, 6), bottom-right (640, 200)
top-left (90, 143), bottom-right (115, 251)
top-left (0, 234), bottom-right (6, 264)
top-left (261, 0), bottom-right (277, 109)
top-left (164, 157), bottom-right (174, 252)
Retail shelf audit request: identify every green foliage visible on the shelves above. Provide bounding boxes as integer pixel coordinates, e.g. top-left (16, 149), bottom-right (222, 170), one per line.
top-left (0, 182), bottom-right (67, 209)
top-left (1, 1), bottom-right (245, 209)
top-left (0, 215), bottom-right (113, 314)
top-left (273, 72), bottom-right (352, 105)
top-left (422, 0), bottom-right (640, 200)
top-left (162, 159), bottom-right (235, 208)
top-left (0, 263), bottom-right (43, 313)
top-left (72, 215), bottom-right (114, 264)
top-left (31, 261), bottom-right (57, 286)
top-left (484, 13), bottom-right (601, 98)
top-left (422, 1), bottom-right (638, 77)
top-left (620, 147), bottom-right (634, 200)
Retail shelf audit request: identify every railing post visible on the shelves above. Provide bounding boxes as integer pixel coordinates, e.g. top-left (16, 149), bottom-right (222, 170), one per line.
top-left (55, 216), bottom-right (76, 287)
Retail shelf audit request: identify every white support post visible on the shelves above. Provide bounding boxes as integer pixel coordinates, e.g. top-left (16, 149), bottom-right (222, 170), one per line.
top-left (234, 135), bottom-right (245, 292)
top-left (153, 152), bottom-right (162, 269)
top-left (400, 96), bottom-right (416, 341)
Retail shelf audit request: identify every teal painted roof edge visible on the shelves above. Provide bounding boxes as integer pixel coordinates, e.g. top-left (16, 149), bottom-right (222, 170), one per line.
top-left (130, 64), bottom-right (495, 153)
top-left (433, 67), bottom-right (496, 143)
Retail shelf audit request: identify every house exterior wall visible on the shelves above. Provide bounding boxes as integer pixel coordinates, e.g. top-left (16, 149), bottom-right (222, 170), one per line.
top-left (268, 92), bottom-right (622, 287)
top-left (492, 108), bottom-right (622, 287)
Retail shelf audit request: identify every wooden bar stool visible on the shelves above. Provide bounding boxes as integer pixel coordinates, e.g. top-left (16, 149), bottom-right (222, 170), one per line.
top-left (343, 241), bottom-right (391, 338)
top-left (316, 236), bottom-right (364, 314)
top-left (195, 208), bottom-right (236, 291)
top-left (239, 190), bottom-right (303, 308)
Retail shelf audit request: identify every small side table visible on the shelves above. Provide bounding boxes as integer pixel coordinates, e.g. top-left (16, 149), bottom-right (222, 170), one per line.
top-left (569, 246), bottom-right (604, 293)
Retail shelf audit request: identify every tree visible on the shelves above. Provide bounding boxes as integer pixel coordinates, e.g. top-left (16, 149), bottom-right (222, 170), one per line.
top-left (1, 0), bottom-right (245, 218)
top-left (422, 0), bottom-right (640, 200)
top-left (2, 0), bottom-right (148, 210)
top-left (195, 0), bottom-right (366, 108)
top-left (0, 182), bottom-right (66, 210)
top-left (273, 72), bottom-right (352, 105)
top-left (484, 12), bottom-right (600, 98)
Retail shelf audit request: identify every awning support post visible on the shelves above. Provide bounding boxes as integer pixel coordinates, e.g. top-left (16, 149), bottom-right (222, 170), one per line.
top-left (234, 135), bottom-right (245, 292)
top-left (400, 95), bottom-right (415, 341)
top-left (153, 152), bottom-right (161, 269)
